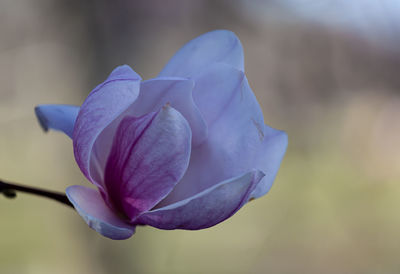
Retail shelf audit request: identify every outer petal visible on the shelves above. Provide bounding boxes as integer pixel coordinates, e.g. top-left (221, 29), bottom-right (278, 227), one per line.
top-left (128, 77), bottom-right (207, 146)
top-left (66, 185), bottom-right (135, 240)
top-left (137, 170), bottom-right (264, 230)
top-left (73, 65), bottom-right (141, 186)
top-left (35, 104), bottom-right (79, 138)
top-left (251, 126), bottom-right (288, 198)
top-left (158, 64), bottom-right (287, 206)
top-left (104, 105), bottom-right (192, 221)
top-left (158, 30), bottom-right (244, 77)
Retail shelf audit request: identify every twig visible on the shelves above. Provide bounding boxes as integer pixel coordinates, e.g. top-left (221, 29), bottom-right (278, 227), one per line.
top-left (0, 179), bottom-right (73, 208)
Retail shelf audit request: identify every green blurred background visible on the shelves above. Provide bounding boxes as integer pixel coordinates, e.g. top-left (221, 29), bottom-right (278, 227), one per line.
top-left (1, 1), bottom-right (400, 273)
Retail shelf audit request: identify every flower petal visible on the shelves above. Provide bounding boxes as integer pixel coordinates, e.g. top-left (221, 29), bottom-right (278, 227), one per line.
top-left (158, 64), bottom-right (287, 206)
top-left (104, 105), bottom-right (192, 221)
top-left (159, 30), bottom-right (244, 77)
top-left (66, 185), bottom-right (135, 240)
top-left (191, 63), bottom-right (246, 127)
top-left (137, 170), bottom-right (264, 230)
top-left (35, 104), bottom-right (79, 138)
top-left (127, 77), bottom-right (207, 146)
top-left (73, 65), bottom-right (141, 185)
top-left (250, 126), bottom-right (288, 199)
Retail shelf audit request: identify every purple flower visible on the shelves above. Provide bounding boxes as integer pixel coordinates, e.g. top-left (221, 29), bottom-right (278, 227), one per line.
top-left (35, 30), bottom-right (287, 240)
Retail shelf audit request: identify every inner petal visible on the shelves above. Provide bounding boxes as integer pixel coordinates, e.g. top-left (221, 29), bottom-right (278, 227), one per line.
top-left (103, 106), bottom-right (192, 221)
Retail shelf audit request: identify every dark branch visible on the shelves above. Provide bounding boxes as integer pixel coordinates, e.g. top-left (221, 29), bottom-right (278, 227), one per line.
top-left (0, 179), bottom-right (73, 208)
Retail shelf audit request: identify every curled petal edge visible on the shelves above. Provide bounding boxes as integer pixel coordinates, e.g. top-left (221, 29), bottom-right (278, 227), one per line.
top-left (35, 104), bottom-right (80, 138)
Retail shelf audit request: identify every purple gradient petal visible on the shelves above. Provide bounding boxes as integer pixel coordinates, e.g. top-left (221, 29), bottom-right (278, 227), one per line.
top-left (104, 105), bottom-right (192, 221)
top-left (66, 185), bottom-right (135, 240)
top-left (159, 30), bottom-right (244, 77)
top-left (73, 65), bottom-right (141, 187)
top-left (137, 170), bottom-right (264, 230)
top-left (35, 104), bottom-right (79, 138)
top-left (158, 64), bottom-right (287, 206)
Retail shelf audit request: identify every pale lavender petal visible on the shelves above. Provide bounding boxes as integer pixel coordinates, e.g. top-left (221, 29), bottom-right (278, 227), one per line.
top-left (191, 63), bottom-right (246, 127)
top-left (104, 105), bottom-right (191, 221)
top-left (126, 77), bottom-right (207, 146)
top-left (73, 65), bottom-right (141, 186)
top-left (137, 170), bottom-right (264, 230)
top-left (35, 104), bottom-right (79, 138)
top-left (158, 64), bottom-right (287, 206)
top-left (66, 185), bottom-right (135, 240)
top-left (250, 126), bottom-right (288, 199)
top-left (159, 30), bottom-right (244, 77)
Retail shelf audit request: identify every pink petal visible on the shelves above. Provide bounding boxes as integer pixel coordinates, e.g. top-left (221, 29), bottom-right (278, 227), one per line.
top-left (104, 105), bottom-right (192, 221)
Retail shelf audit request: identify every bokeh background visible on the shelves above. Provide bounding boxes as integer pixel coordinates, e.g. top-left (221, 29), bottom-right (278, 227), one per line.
top-left (1, 1), bottom-right (400, 273)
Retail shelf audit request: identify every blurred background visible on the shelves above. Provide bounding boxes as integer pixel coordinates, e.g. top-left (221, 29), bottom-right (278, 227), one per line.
top-left (1, 0), bottom-right (400, 273)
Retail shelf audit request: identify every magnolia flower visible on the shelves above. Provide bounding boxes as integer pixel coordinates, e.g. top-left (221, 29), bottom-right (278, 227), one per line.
top-left (35, 30), bottom-right (287, 240)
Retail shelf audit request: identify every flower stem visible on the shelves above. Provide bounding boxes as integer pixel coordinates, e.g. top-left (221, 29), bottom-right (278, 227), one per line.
top-left (0, 179), bottom-right (73, 208)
